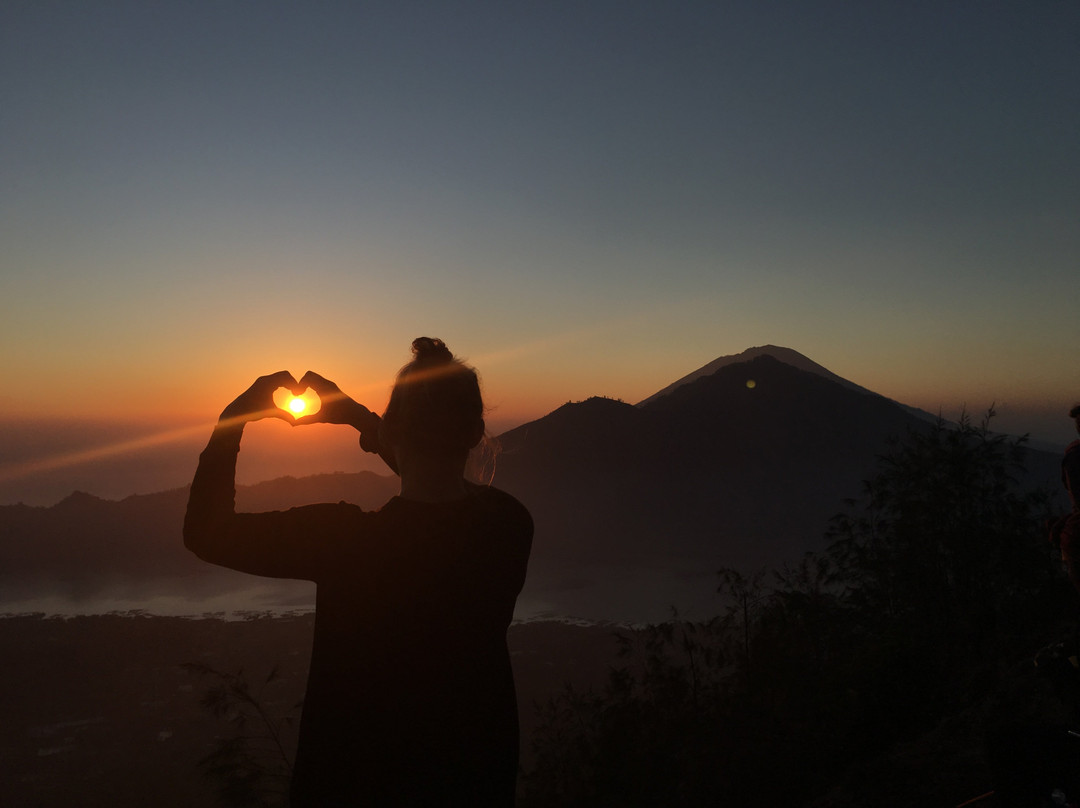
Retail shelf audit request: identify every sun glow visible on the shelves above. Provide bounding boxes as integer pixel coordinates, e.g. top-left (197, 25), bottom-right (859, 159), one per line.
top-left (272, 387), bottom-right (322, 420)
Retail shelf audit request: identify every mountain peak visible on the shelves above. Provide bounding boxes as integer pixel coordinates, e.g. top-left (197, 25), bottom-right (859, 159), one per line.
top-left (55, 490), bottom-right (106, 509)
top-left (637, 345), bottom-right (872, 406)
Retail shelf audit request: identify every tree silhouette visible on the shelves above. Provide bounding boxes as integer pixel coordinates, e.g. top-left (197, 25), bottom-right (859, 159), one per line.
top-left (521, 410), bottom-right (1069, 806)
top-left (825, 410), bottom-right (1063, 674)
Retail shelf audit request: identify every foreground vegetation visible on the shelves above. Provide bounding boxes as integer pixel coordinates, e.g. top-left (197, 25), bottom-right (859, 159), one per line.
top-left (520, 413), bottom-right (1075, 806)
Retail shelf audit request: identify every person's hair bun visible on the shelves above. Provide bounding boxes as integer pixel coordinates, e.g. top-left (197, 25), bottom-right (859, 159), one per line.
top-left (385, 337), bottom-right (484, 457)
top-left (411, 337), bottom-right (454, 364)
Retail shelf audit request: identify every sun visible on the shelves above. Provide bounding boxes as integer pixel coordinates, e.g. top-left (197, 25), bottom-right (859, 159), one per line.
top-left (273, 385), bottom-right (322, 419)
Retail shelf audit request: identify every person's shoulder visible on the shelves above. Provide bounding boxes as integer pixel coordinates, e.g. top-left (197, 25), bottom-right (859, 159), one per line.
top-left (467, 483), bottom-right (533, 527)
top-left (467, 481), bottom-right (527, 507)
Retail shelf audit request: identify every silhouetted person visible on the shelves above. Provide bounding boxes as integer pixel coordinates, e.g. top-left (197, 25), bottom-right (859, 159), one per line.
top-left (184, 338), bottom-right (532, 807)
top-left (1051, 404), bottom-right (1080, 592)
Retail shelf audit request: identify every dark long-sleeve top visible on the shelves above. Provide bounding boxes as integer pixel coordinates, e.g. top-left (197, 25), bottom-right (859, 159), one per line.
top-left (184, 427), bottom-right (533, 807)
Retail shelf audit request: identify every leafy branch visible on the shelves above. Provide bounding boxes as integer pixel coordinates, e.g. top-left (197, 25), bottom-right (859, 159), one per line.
top-left (181, 662), bottom-right (302, 808)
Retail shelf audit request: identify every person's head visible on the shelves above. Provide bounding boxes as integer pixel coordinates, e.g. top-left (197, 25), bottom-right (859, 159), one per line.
top-left (381, 337), bottom-right (485, 463)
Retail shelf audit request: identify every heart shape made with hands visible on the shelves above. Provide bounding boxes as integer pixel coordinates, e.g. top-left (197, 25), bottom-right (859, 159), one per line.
top-left (272, 387), bottom-right (322, 419)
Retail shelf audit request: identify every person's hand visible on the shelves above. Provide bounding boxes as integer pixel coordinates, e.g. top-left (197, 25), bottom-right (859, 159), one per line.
top-left (219, 371), bottom-right (301, 425)
top-left (293, 371), bottom-right (380, 432)
top-left (295, 371), bottom-right (391, 466)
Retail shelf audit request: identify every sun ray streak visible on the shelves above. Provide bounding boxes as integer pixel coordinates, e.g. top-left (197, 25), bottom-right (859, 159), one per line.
top-left (0, 319), bottom-right (643, 489)
top-left (0, 422), bottom-right (217, 485)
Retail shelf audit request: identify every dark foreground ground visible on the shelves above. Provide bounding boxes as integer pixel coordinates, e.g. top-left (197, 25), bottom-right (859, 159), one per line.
top-left (3, 612), bottom-right (1078, 807)
top-left (0, 613), bottom-right (620, 808)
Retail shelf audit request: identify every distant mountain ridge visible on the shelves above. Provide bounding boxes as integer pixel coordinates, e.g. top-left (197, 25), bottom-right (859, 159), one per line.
top-left (0, 472), bottom-right (398, 606)
top-left (0, 347), bottom-right (1064, 622)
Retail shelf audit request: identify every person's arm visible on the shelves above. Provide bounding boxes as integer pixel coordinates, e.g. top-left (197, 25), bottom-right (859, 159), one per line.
top-left (296, 370), bottom-right (399, 474)
top-left (184, 371), bottom-right (327, 578)
top-left (183, 417), bottom-right (246, 565)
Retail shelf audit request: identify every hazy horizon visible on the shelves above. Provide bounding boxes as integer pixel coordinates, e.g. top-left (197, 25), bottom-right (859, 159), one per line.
top-left (1, 345), bottom-right (1075, 508)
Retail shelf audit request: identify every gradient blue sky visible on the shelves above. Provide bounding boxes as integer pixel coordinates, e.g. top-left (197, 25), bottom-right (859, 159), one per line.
top-left (2, 1), bottom-right (1078, 501)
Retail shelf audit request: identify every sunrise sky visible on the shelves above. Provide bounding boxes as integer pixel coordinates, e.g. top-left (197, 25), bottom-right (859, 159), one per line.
top-left (2, 1), bottom-right (1078, 503)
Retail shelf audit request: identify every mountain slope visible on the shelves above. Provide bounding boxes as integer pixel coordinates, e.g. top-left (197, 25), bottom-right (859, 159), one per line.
top-left (493, 352), bottom-right (1062, 619)
top-left (496, 354), bottom-right (925, 571)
